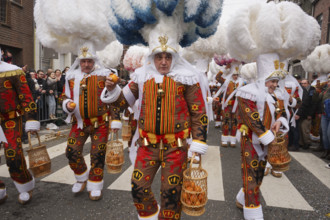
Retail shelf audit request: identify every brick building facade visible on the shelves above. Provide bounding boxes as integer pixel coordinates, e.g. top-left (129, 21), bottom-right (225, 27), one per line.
top-left (313, 0), bottom-right (330, 44)
top-left (0, 0), bottom-right (34, 68)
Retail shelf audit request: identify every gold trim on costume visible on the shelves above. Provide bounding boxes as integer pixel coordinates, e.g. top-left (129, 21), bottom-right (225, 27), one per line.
top-left (0, 69), bottom-right (25, 78)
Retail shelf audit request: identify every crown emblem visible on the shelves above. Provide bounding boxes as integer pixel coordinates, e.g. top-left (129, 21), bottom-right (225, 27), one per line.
top-left (158, 35), bottom-right (169, 52)
top-left (152, 35), bottom-right (177, 53)
top-left (80, 46), bottom-right (89, 58)
top-left (267, 60), bottom-right (287, 80)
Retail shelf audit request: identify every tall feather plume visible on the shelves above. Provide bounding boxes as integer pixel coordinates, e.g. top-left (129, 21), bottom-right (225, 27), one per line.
top-left (301, 44), bottom-right (330, 74)
top-left (109, 0), bottom-right (223, 47)
top-left (181, 20), bottom-right (227, 72)
top-left (34, 0), bottom-right (115, 54)
top-left (123, 46), bottom-right (149, 72)
top-left (226, 1), bottom-right (321, 62)
top-left (96, 41), bottom-right (124, 69)
top-left (240, 62), bottom-right (257, 83)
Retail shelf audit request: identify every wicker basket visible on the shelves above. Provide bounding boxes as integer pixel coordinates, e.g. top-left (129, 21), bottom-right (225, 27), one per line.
top-left (268, 133), bottom-right (291, 172)
top-left (106, 132), bottom-right (124, 174)
top-left (26, 132), bottom-right (51, 178)
top-left (121, 122), bottom-right (132, 141)
top-left (181, 154), bottom-right (208, 216)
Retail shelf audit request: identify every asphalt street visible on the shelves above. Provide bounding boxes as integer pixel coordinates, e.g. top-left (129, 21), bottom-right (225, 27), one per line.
top-left (0, 122), bottom-right (329, 220)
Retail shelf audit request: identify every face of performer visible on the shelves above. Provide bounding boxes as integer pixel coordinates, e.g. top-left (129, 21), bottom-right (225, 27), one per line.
top-left (232, 74), bottom-right (238, 81)
top-left (265, 79), bottom-right (279, 94)
top-left (154, 52), bottom-right (172, 75)
top-left (80, 59), bottom-right (95, 74)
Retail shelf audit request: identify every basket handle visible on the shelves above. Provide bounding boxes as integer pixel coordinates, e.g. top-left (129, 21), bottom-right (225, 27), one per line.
top-left (110, 131), bottom-right (119, 141)
top-left (189, 152), bottom-right (202, 171)
top-left (27, 131), bottom-right (42, 150)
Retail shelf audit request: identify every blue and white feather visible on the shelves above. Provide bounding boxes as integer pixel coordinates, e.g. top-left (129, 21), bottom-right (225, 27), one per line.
top-left (109, 0), bottom-right (223, 47)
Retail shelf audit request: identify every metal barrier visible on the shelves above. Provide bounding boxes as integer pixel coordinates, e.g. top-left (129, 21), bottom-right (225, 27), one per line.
top-left (36, 94), bottom-right (66, 123)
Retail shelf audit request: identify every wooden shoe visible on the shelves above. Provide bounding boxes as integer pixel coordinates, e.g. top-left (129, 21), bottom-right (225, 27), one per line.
top-left (230, 143), bottom-right (236, 148)
top-left (89, 190), bottom-right (102, 201)
top-left (221, 142), bottom-right (228, 148)
top-left (271, 170), bottom-right (282, 178)
top-left (236, 199), bottom-right (243, 209)
top-left (18, 191), bottom-right (32, 205)
top-left (0, 194), bottom-right (7, 205)
top-left (72, 181), bottom-right (87, 194)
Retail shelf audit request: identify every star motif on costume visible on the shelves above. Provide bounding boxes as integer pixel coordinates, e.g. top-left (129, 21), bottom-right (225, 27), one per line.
top-left (191, 104), bottom-right (199, 111)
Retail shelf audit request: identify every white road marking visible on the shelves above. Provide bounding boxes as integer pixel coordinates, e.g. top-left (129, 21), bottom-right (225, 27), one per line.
top-left (202, 145), bottom-right (225, 201)
top-left (290, 152), bottom-right (330, 189)
top-left (261, 174), bottom-right (314, 211)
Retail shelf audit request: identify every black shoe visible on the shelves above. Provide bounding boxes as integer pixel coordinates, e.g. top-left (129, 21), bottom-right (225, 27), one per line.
top-left (320, 150), bottom-right (330, 159)
top-left (288, 146), bottom-right (299, 151)
top-left (313, 146), bottom-right (324, 152)
top-left (302, 145), bottom-right (310, 150)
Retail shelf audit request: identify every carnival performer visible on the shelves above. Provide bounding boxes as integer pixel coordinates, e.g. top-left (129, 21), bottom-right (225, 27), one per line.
top-left (213, 55), bottom-right (244, 147)
top-left (235, 53), bottom-right (290, 219)
top-left (60, 43), bottom-right (122, 201)
top-left (226, 1), bottom-right (320, 219)
top-left (0, 49), bottom-right (40, 205)
top-left (103, 34), bottom-right (208, 219)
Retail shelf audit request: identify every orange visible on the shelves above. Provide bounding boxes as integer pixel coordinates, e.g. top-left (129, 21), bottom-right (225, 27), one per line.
top-left (69, 102), bottom-right (76, 108)
top-left (109, 73), bottom-right (119, 83)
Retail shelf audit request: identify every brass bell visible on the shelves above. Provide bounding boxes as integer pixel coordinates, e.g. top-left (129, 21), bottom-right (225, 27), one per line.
top-left (157, 88), bottom-right (165, 97)
top-left (94, 121), bottom-right (99, 129)
top-left (159, 139), bottom-right (164, 150)
top-left (177, 138), bottom-right (183, 148)
top-left (275, 107), bottom-right (281, 114)
top-left (143, 137), bottom-right (149, 146)
top-left (105, 115), bottom-right (109, 122)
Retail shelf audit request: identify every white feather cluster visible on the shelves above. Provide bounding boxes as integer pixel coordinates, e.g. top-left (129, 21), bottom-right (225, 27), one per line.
top-left (109, 0), bottom-right (223, 47)
top-left (226, 1), bottom-right (321, 62)
top-left (34, 0), bottom-right (115, 54)
top-left (301, 44), bottom-right (330, 74)
top-left (207, 58), bottom-right (227, 82)
top-left (240, 62), bottom-right (257, 83)
top-left (183, 22), bottom-right (227, 60)
top-left (123, 46), bottom-right (149, 72)
top-left (97, 41), bottom-right (123, 69)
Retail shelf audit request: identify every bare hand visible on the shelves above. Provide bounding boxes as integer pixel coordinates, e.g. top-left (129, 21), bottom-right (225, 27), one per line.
top-left (105, 76), bottom-right (117, 91)
top-left (271, 121), bottom-right (281, 133)
top-left (294, 115), bottom-right (300, 120)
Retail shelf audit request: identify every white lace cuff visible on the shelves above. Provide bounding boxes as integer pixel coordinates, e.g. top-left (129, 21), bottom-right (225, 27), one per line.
top-left (62, 99), bottom-right (74, 115)
top-left (189, 140), bottom-right (208, 155)
top-left (101, 85), bottom-right (121, 104)
top-left (288, 98), bottom-right (297, 108)
top-left (25, 120), bottom-right (40, 132)
top-left (111, 120), bottom-right (122, 129)
top-left (258, 130), bottom-right (274, 146)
